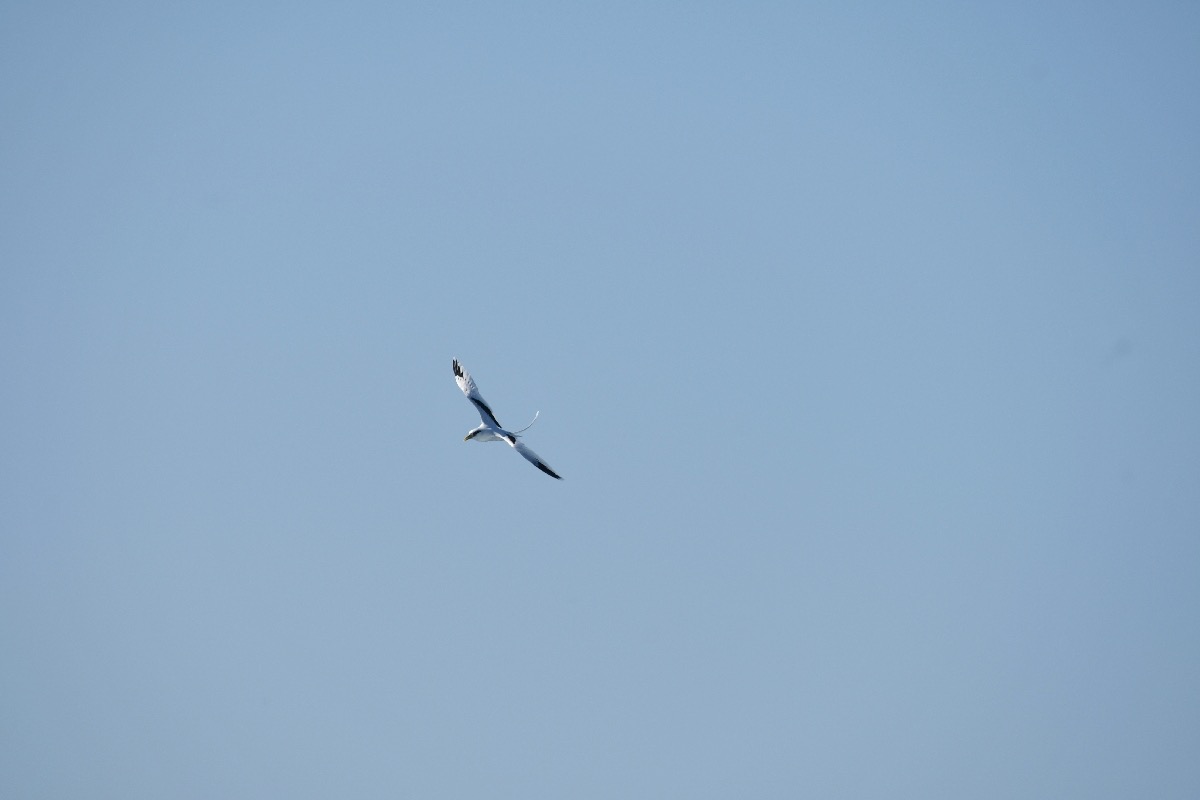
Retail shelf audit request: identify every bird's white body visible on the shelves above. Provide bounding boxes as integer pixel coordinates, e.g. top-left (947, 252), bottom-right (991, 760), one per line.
top-left (464, 424), bottom-right (508, 443)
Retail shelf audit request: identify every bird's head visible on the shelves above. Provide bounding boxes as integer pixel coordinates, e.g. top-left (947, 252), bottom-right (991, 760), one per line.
top-left (464, 430), bottom-right (477, 441)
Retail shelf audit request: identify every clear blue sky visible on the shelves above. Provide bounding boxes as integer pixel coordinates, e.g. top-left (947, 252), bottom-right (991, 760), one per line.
top-left (3, 3), bottom-right (1198, 797)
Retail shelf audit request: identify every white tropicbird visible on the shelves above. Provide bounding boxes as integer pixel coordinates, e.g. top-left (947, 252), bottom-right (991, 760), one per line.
top-left (452, 359), bottom-right (562, 480)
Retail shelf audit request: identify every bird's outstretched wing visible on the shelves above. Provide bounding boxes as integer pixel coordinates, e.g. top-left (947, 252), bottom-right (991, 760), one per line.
top-left (452, 359), bottom-right (501, 428)
top-left (510, 438), bottom-right (563, 480)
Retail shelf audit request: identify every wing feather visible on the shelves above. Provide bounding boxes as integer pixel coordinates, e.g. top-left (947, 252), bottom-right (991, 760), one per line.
top-left (452, 359), bottom-right (502, 428)
top-left (510, 438), bottom-right (563, 480)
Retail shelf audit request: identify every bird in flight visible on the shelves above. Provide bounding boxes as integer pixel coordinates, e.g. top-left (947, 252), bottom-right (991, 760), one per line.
top-left (452, 359), bottom-right (562, 480)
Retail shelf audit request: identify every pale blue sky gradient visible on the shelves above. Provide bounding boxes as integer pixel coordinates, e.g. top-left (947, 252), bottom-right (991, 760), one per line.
top-left (3, 3), bottom-right (1199, 797)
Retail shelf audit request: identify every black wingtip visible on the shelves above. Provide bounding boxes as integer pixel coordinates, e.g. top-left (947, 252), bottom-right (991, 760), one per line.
top-left (537, 462), bottom-right (563, 480)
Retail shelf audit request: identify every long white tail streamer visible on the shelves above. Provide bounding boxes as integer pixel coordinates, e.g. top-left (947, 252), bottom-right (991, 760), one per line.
top-left (512, 410), bottom-right (540, 435)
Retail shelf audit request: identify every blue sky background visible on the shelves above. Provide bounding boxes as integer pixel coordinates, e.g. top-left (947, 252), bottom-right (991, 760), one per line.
top-left (3, 2), bottom-right (1198, 797)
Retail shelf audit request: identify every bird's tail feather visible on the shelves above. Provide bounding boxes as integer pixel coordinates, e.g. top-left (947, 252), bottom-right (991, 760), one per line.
top-left (511, 410), bottom-right (540, 435)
